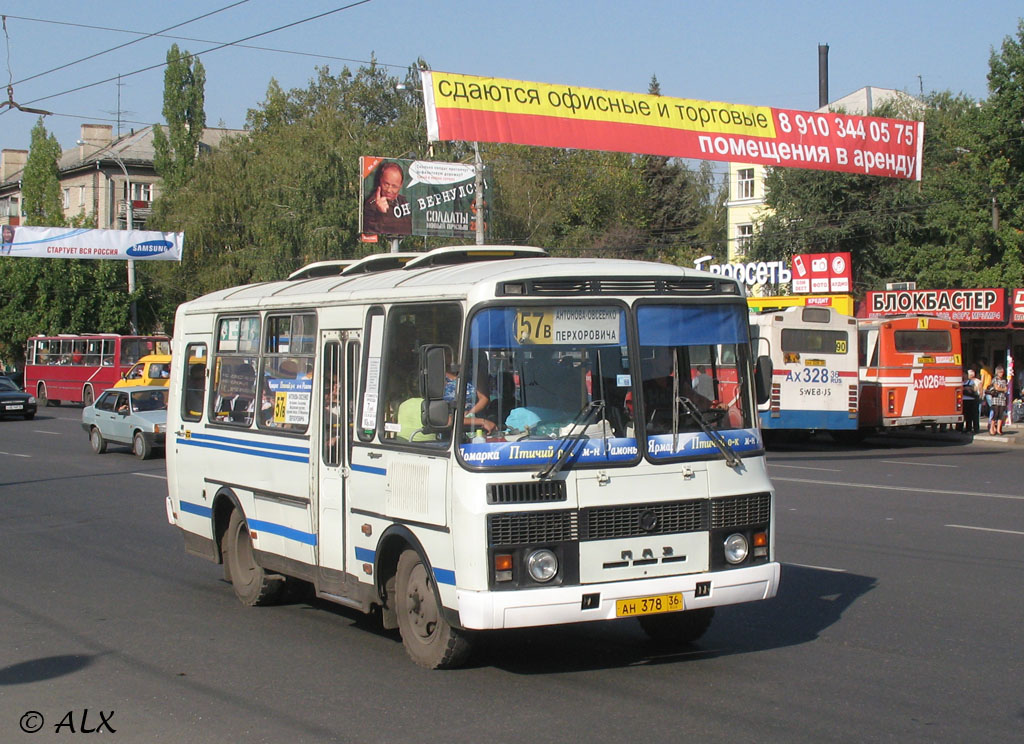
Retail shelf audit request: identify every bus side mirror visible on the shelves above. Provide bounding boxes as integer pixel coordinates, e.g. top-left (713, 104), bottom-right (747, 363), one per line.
top-left (421, 345), bottom-right (450, 429)
top-left (755, 355), bottom-right (773, 405)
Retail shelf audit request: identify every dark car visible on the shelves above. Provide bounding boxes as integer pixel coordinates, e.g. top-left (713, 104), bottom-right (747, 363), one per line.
top-left (0, 376), bottom-right (36, 420)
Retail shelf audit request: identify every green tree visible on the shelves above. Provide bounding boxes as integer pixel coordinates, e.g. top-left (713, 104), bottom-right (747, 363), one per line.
top-left (21, 118), bottom-right (64, 227)
top-left (152, 44), bottom-right (207, 190)
top-left (0, 120), bottom-right (132, 366)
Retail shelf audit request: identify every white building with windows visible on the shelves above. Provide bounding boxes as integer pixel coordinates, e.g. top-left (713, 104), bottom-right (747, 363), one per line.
top-left (1, 123), bottom-right (242, 230)
top-left (725, 87), bottom-right (917, 264)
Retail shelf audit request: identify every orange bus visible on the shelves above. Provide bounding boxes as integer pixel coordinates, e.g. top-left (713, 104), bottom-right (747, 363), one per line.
top-left (857, 316), bottom-right (963, 429)
top-left (24, 334), bottom-right (170, 406)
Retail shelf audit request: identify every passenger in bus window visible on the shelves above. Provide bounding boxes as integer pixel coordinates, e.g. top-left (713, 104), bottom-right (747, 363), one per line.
top-left (213, 362), bottom-right (256, 424)
top-left (642, 347), bottom-right (718, 432)
top-left (444, 352), bottom-right (495, 434)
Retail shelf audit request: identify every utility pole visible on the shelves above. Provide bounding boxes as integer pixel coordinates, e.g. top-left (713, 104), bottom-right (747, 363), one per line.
top-left (474, 142), bottom-right (484, 245)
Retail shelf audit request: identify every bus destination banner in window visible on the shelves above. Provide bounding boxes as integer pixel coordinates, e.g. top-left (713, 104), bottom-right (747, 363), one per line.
top-left (0, 226), bottom-right (183, 261)
top-left (422, 71), bottom-right (924, 181)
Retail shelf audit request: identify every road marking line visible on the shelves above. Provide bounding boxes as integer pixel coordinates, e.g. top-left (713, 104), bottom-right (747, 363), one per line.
top-left (33, 430), bottom-right (61, 435)
top-left (946, 524), bottom-right (1024, 536)
top-left (881, 460), bottom-right (958, 468)
top-left (772, 476), bottom-right (1024, 501)
top-left (0, 451), bottom-right (31, 458)
top-left (132, 472), bottom-right (167, 480)
top-left (785, 562), bottom-right (847, 573)
top-left (769, 463), bottom-right (843, 472)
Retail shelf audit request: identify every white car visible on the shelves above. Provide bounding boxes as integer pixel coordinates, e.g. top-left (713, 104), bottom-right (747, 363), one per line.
top-left (81, 386), bottom-right (167, 459)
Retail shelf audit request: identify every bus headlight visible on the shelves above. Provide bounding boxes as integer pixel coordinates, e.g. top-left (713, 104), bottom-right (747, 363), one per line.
top-left (723, 533), bottom-right (749, 564)
top-left (526, 549), bottom-right (558, 582)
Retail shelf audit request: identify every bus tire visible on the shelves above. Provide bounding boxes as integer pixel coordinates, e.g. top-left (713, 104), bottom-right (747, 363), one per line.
top-left (133, 431), bottom-right (153, 460)
top-left (89, 427), bottom-right (107, 454)
top-left (395, 549), bottom-right (471, 669)
top-left (82, 385), bottom-right (94, 407)
top-left (224, 508), bottom-right (285, 607)
top-left (638, 607), bottom-right (715, 645)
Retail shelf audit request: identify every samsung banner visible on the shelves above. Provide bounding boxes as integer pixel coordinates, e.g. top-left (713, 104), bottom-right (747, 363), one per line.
top-left (0, 225), bottom-right (183, 261)
top-left (422, 71), bottom-right (924, 180)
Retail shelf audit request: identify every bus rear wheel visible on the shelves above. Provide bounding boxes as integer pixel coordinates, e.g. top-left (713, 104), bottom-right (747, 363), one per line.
top-left (638, 607), bottom-right (715, 645)
top-left (394, 549), bottom-right (471, 669)
top-left (224, 509), bottom-right (285, 607)
top-left (82, 386), bottom-right (94, 407)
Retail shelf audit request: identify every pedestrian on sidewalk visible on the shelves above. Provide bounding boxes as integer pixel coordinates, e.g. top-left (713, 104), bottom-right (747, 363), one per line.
top-left (961, 368), bottom-right (981, 433)
top-left (986, 365), bottom-right (1009, 436)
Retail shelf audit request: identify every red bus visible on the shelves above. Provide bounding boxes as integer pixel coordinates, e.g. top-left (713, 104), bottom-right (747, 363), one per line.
top-left (857, 316), bottom-right (963, 429)
top-left (24, 334), bottom-right (170, 406)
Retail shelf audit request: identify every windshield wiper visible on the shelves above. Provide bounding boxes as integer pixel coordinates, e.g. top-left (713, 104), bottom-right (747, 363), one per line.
top-left (535, 399), bottom-right (604, 480)
top-left (675, 396), bottom-right (742, 469)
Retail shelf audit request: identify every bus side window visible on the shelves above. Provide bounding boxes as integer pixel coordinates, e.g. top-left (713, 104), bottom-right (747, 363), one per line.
top-left (323, 341), bottom-right (342, 466)
top-left (182, 343), bottom-right (208, 422)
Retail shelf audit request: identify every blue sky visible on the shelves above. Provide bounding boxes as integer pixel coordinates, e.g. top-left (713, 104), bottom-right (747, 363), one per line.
top-left (1, 0), bottom-right (1021, 167)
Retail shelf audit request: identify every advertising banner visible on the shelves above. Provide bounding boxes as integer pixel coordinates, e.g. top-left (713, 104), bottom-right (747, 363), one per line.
top-left (422, 71), bottom-right (924, 181)
top-left (866, 288), bottom-right (1005, 322)
top-left (0, 225), bottom-right (183, 261)
top-left (359, 156), bottom-right (490, 238)
top-left (1012, 289), bottom-right (1024, 323)
top-left (791, 252), bottom-right (852, 293)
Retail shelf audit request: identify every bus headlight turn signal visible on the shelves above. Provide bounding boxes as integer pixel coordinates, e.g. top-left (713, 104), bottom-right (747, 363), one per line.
top-left (527, 549), bottom-right (558, 582)
top-left (723, 533), bottom-right (749, 564)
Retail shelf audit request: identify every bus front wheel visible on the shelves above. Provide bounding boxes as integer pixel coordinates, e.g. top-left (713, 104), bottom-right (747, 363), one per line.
top-left (224, 509), bottom-right (285, 607)
top-left (394, 549), bottom-right (471, 669)
top-left (638, 607), bottom-right (715, 645)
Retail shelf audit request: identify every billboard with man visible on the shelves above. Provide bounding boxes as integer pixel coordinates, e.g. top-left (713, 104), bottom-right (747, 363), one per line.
top-left (359, 156), bottom-right (490, 238)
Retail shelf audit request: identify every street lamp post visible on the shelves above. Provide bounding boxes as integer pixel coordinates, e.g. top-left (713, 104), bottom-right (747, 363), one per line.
top-left (77, 139), bottom-right (138, 333)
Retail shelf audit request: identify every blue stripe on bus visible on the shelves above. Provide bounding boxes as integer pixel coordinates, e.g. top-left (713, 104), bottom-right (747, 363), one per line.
top-left (176, 436), bottom-right (309, 463)
top-left (248, 518), bottom-right (317, 546)
top-left (185, 432), bottom-right (310, 454)
top-left (178, 501), bottom-right (314, 546)
top-left (351, 462), bottom-right (386, 476)
top-left (433, 567), bottom-right (456, 586)
top-left (179, 500), bottom-right (213, 518)
top-left (352, 546), bottom-right (455, 585)
top-left (759, 409), bottom-right (858, 430)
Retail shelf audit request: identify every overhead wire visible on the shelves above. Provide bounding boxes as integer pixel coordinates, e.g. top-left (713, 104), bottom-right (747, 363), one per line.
top-left (7, 1), bottom-right (252, 88)
top-left (0, 12), bottom-right (410, 76)
top-left (8, 0), bottom-right (376, 110)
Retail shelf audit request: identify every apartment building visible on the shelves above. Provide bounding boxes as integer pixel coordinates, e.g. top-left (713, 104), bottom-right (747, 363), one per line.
top-left (0, 123), bottom-right (242, 229)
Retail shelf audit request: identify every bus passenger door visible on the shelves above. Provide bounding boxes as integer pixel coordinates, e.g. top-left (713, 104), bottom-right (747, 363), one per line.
top-left (317, 331), bottom-right (358, 590)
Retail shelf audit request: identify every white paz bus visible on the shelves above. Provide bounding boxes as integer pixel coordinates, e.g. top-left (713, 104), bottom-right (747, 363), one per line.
top-left (165, 247), bottom-right (780, 668)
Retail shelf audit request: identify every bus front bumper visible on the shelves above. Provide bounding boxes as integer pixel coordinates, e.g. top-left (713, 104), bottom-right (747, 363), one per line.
top-left (455, 562), bottom-right (780, 630)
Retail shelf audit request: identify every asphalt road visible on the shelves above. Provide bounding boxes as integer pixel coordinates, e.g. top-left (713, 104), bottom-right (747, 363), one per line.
top-left (2, 406), bottom-right (1022, 743)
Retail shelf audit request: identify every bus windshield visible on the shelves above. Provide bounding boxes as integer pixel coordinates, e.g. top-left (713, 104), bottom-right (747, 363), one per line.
top-left (636, 304), bottom-right (759, 460)
top-left (462, 302), bottom-right (761, 469)
top-left (464, 305), bottom-right (636, 469)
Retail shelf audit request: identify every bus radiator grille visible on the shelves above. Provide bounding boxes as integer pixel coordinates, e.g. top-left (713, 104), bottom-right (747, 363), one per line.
top-left (487, 481), bottom-right (567, 505)
top-left (710, 493), bottom-right (772, 529)
top-left (581, 500), bottom-right (707, 541)
top-left (488, 510), bottom-right (578, 547)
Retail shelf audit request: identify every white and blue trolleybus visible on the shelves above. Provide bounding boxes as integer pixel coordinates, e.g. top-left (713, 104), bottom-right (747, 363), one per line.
top-left (749, 306), bottom-right (860, 436)
top-left (165, 247), bottom-right (780, 668)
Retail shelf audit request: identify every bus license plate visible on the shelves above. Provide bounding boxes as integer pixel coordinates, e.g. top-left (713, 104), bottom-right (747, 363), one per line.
top-left (615, 592), bottom-right (683, 618)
